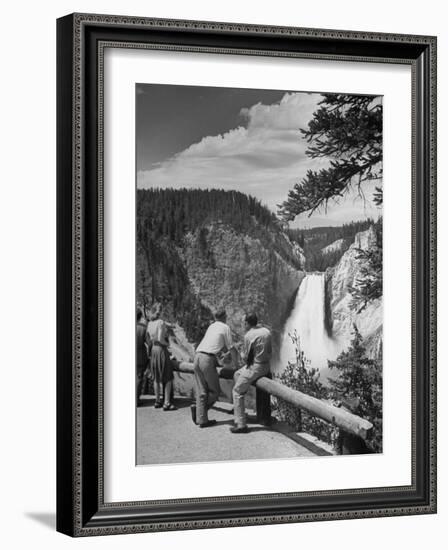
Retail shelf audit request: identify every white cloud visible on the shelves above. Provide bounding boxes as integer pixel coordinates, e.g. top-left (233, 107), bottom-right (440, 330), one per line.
top-left (240, 92), bottom-right (320, 131)
top-left (137, 91), bottom-right (379, 224)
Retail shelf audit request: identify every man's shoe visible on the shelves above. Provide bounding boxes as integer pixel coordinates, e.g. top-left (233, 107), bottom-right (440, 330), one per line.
top-left (154, 401), bottom-right (163, 409)
top-left (190, 404), bottom-right (197, 424)
top-left (198, 420), bottom-right (217, 428)
top-left (230, 425), bottom-right (249, 434)
top-left (163, 403), bottom-right (177, 411)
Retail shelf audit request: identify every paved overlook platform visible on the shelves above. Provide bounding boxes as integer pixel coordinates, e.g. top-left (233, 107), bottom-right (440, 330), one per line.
top-left (137, 396), bottom-right (330, 465)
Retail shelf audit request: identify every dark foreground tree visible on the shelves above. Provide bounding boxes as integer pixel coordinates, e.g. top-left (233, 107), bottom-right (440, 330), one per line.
top-left (278, 94), bottom-right (382, 221)
top-left (274, 332), bottom-right (335, 444)
top-left (350, 219), bottom-right (383, 312)
top-left (328, 326), bottom-right (383, 452)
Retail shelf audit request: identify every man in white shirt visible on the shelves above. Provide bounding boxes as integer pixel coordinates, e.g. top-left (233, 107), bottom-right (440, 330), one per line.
top-left (192, 310), bottom-right (239, 427)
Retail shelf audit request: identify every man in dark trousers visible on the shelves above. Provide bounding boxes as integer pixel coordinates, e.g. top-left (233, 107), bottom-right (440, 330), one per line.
top-left (230, 312), bottom-right (272, 433)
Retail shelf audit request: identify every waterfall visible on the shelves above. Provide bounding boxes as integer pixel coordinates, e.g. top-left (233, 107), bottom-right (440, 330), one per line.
top-left (277, 272), bottom-right (341, 380)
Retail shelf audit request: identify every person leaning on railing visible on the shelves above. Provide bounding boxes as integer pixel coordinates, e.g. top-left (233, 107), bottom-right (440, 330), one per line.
top-left (230, 312), bottom-right (272, 434)
top-left (190, 309), bottom-right (239, 428)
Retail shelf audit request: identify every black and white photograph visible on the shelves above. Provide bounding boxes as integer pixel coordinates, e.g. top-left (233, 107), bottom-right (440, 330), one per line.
top-left (135, 83), bottom-right (383, 465)
top-left (1, 0), bottom-right (442, 544)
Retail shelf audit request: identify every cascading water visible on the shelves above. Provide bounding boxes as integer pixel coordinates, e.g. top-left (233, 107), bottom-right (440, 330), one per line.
top-left (277, 272), bottom-right (342, 381)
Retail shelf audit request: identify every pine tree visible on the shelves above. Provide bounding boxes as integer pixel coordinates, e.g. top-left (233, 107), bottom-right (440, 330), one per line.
top-left (328, 326), bottom-right (382, 452)
top-left (350, 220), bottom-right (383, 312)
top-left (278, 94), bottom-right (382, 221)
top-left (274, 331), bottom-right (334, 442)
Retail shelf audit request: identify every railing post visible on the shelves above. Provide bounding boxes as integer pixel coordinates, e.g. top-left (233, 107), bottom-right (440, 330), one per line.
top-left (335, 429), bottom-right (344, 455)
top-left (335, 429), bottom-right (370, 455)
top-left (296, 408), bottom-right (303, 432)
top-left (256, 373), bottom-right (272, 426)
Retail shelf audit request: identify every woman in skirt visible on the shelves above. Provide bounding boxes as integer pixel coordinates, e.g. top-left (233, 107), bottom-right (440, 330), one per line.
top-left (146, 306), bottom-right (177, 410)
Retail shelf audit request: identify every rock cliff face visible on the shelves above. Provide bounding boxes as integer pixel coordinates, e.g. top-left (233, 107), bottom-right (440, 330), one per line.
top-left (325, 226), bottom-right (382, 358)
top-left (182, 222), bottom-right (304, 347)
top-left (163, 223), bottom-right (304, 400)
top-left (322, 238), bottom-right (346, 255)
top-left (137, 188), bottom-right (305, 350)
top-left (285, 235), bottom-right (307, 267)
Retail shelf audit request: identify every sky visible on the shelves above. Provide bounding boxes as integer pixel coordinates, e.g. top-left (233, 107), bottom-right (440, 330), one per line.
top-left (136, 83), bottom-right (381, 228)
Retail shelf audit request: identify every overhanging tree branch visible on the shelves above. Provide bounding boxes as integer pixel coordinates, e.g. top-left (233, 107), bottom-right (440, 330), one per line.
top-left (278, 94), bottom-right (383, 222)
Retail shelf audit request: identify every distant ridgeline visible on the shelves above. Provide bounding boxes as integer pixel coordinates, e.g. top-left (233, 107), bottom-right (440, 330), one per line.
top-left (137, 188), bottom-right (304, 344)
top-left (286, 219), bottom-right (375, 271)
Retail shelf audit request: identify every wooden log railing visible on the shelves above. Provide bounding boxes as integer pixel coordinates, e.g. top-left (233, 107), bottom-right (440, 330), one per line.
top-left (174, 360), bottom-right (373, 445)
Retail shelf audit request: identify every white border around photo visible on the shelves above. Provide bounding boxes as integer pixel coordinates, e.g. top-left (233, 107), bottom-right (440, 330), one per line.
top-left (103, 47), bottom-right (412, 503)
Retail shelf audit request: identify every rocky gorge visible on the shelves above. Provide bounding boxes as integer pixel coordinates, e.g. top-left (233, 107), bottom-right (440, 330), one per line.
top-left (137, 189), bottom-right (382, 379)
top-left (325, 226), bottom-right (382, 360)
top-left (182, 223), bottom-right (305, 346)
top-left (137, 188), bottom-right (306, 357)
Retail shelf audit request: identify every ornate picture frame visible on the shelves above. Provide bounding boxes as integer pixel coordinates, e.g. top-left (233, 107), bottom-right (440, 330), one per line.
top-left (56, 13), bottom-right (436, 536)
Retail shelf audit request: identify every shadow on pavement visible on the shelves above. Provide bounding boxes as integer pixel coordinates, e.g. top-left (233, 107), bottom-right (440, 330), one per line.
top-left (139, 395), bottom-right (193, 410)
